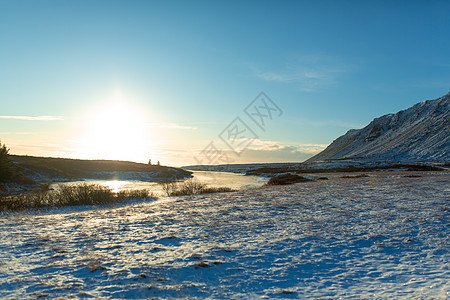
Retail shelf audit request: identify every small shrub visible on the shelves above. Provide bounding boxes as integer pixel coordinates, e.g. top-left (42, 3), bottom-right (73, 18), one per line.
top-left (0, 184), bottom-right (154, 211)
top-left (180, 178), bottom-right (206, 195)
top-left (159, 180), bottom-right (179, 196)
top-left (158, 178), bottom-right (234, 196)
top-left (201, 187), bottom-right (234, 194)
top-left (0, 141), bottom-right (13, 180)
top-left (58, 184), bottom-right (117, 206)
top-left (0, 192), bottom-right (51, 210)
top-left (266, 174), bottom-right (313, 186)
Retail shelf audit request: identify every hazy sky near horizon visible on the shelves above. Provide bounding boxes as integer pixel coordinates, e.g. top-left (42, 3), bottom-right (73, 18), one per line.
top-left (1, 0), bottom-right (449, 166)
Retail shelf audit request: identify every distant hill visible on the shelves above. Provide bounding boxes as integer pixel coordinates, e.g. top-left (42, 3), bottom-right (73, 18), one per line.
top-left (307, 92), bottom-right (450, 163)
top-left (10, 155), bottom-right (192, 182)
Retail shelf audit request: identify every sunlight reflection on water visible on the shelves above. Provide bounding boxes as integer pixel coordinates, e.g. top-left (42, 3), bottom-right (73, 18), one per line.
top-left (102, 180), bottom-right (129, 193)
top-left (51, 171), bottom-right (268, 196)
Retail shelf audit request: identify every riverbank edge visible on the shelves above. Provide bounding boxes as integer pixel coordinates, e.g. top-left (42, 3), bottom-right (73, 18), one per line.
top-left (1, 155), bottom-right (192, 196)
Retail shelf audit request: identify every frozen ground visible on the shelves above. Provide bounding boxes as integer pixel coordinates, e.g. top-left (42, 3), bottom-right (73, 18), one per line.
top-left (0, 171), bottom-right (448, 299)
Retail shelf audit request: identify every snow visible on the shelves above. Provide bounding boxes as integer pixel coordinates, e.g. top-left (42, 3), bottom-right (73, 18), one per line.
top-left (1, 171), bottom-right (449, 299)
top-left (307, 92), bottom-right (450, 163)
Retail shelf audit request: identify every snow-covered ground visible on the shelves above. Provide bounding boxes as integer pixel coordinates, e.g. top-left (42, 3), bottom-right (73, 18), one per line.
top-left (0, 171), bottom-right (448, 299)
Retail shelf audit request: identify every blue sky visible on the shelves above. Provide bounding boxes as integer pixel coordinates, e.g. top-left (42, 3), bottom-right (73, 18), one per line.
top-left (1, 0), bottom-right (449, 166)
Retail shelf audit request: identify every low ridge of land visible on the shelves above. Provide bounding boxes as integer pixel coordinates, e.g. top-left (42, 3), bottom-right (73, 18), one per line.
top-left (11, 155), bottom-right (190, 181)
top-left (0, 155), bottom-right (191, 195)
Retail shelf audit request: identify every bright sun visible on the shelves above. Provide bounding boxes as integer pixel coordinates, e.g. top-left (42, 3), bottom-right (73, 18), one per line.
top-left (80, 99), bottom-right (153, 162)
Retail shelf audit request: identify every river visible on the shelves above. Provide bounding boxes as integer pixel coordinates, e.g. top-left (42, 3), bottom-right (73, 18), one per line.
top-left (50, 171), bottom-right (268, 196)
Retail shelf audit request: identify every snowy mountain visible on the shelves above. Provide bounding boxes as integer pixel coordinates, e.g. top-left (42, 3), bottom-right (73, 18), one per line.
top-left (307, 92), bottom-right (450, 163)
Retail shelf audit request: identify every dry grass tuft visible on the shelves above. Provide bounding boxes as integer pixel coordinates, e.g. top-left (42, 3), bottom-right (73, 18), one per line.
top-left (404, 174), bottom-right (422, 178)
top-left (195, 261), bottom-right (210, 268)
top-left (159, 178), bottom-right (234, 196)
top-left (340, 174), bottom-right (369, 179)
top-left (266, 174), bottom-right (313, 186)
top-left (0, 184), bottom-right (154, 211)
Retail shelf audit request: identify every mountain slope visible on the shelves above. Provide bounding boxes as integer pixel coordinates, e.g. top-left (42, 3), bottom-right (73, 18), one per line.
top-left (307, 92), bottom-right (450, 163)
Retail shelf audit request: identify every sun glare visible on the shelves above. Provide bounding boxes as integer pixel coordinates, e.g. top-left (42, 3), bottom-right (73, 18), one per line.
top-left (79, 97), bottom-right (154, 162)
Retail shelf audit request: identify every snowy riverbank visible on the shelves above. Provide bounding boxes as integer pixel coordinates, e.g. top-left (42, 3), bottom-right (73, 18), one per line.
top-left (0, 171), bottom-right (448, 299)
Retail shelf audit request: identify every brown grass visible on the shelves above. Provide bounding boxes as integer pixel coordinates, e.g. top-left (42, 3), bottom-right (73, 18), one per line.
top-left (340, 174), bottom-right (369, 179)
top-left (159, 178), bottom-right (234, 196)
top-left (266, 174), bottom-right (313, 186)
top-left (0, 184), bottom-right (154, 211)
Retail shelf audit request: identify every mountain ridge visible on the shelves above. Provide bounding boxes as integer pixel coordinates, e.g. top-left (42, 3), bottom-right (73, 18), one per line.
top-left (306, 92), bottom-right (450, 163)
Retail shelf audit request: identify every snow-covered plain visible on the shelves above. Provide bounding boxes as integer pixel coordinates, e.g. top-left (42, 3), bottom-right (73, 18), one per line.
top-left (0, 171), bottom-right (448, 299)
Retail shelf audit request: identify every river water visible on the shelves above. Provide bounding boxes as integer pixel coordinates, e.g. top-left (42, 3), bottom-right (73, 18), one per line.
top-left (50, 171), bottom-right (268, 196)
